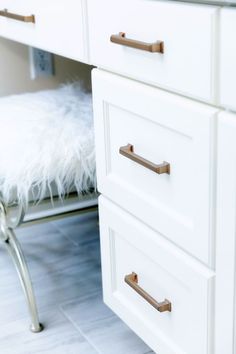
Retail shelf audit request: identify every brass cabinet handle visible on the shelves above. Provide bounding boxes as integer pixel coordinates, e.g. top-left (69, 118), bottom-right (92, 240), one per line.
top-left (119, 144), bottom-right (170, 174)
top-left (125, 272), bottom-right (172, 312)
top-left (110, 32), bottom-right (164, 53)
top-left (0, 9), bottom-right (35, 23)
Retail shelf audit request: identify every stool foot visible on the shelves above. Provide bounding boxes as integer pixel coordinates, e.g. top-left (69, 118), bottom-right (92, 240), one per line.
top-left (4, 229), bottom-right (43, 333)
top-left (30, 323), bottom-right (44, 333)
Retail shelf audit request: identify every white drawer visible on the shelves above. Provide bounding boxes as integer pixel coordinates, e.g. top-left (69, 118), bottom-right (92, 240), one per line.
top-left (92, 69), bottom-right (218, 264)
top-left (0, 0), bottom-right (87, 62)
top-left (220, 8), bottom-right (236, 111)
top-left (88, 0), bottom-right (218, 102)
top-left (99, 196), bottom-right (215, 354)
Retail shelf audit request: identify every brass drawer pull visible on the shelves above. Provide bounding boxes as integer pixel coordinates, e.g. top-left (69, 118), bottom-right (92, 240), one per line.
top-left (110, 32), bottom-right (164, 53)
top-left (119, 144), bottom-right (170, 174)
top-left (125, 272), bottom-right (172, 312)
top-left (0, 9), bottom-right (35, 23)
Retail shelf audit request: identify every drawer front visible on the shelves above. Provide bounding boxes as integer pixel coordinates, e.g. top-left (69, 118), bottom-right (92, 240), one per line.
top-left (92, 69), bottom-right (218, 264)
top-left (88, 0), bottom-right (218, 102)
top-left (0, 0), bottom-right (87, 61)
top-left (220, 8), bottom-right (236, 111)
top-left (99, 196), bottom-right (214, 354)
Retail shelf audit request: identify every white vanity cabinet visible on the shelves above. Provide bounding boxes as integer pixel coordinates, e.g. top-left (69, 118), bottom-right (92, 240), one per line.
top-left (0, 0), bottom-right (236, 353)
top-left (92, 67), bottom-right (218, 354)
top-left (0, 0), bottom-right (88, 62)
top-left (90, 1), bottom-right (236, 354)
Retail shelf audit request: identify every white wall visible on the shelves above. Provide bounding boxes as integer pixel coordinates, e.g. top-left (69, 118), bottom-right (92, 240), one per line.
top-left (0, 37), bottom-right (92, 97)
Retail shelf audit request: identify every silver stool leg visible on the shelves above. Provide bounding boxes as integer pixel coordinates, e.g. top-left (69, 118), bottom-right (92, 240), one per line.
top-left (0, 202), bottom-right (43, 333)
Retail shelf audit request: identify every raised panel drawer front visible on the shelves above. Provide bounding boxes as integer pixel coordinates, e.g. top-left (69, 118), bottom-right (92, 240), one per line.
top-left (92, 70), bottom-right (218, 264)
top-left (0, 0), bottom-right (87, 61)
top-left (99, 196), bottom-right (215, 354)
top-left (88, 0), bottom-right (219, 102)
top-left (220, 8), bottom-right (236, 111)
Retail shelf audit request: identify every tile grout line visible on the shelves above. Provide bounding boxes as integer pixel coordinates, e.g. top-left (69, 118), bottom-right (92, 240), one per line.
top-left (51, 220), bottom-right (92, 248)
top-left (49, 221), bottom-right (79, 246)
top-left (59, 296), bottom-right (154, 354)
top-left (51, 219), bottom-right (102, 266)
top-left (59, 305), bottom-right (102, 354)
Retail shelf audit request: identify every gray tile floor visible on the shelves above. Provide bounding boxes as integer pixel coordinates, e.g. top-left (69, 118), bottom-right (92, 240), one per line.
top-left (0, 211), bottom-right (153, 354)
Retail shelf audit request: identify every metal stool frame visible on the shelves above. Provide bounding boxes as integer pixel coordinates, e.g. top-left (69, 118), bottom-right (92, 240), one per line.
top-left (0, 197), bottom-right (97, 333)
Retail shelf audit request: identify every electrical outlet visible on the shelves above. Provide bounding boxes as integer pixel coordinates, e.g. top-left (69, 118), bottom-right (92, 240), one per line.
top-left (29, 47), bottom-right (54, 80)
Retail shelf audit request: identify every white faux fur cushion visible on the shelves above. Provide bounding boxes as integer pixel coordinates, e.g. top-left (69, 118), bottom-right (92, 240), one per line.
top-left (0, 82), bottom-right (96, 207)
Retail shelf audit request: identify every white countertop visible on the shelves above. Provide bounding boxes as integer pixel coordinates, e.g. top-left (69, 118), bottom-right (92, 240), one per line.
top-left (168, 0), bottom-right (236, 6)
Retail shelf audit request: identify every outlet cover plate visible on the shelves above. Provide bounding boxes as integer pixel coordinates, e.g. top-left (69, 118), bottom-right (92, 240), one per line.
top-left (29, 47), bottom-right (54, 80)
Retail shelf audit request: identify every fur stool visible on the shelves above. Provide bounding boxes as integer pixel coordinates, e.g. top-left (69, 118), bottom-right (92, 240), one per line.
top-left (0, 83), bottom-right (96, 332)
